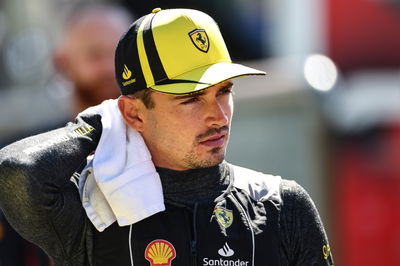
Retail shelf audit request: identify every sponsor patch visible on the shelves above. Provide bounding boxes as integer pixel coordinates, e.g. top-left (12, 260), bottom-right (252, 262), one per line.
top-left (323, 244), bottom-right (330, 260)
top-left (145, 239), bottom-right (176, 266)
top-left (73, 125), bottom-right (94, 136)
top-left (189, 29), bottom-right (209, 53)
top-left (323, 244), bottom-right (334, 265)
top-left (214, 207), bottom-right (233, 228)
top-left (122, 64), bottom-right (132, 80)
top-left (122, 64), bottom-right (136, 86)
top-left (22, 125), bottom-right (94, 155)
top-left (203, 243), bottom-right (249, 266)
top-left (202, 258), bottom-right (249, 266)
top-left (218, 242), bottom-right (234, 257)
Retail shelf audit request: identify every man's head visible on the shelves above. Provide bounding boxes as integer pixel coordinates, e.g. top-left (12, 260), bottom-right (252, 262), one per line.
top-left (117, 8), bottom-right (265, 170)
top-left (53, 4), bottom-right (132, 114)
top-left (119, 79), bottom-right (234, 170)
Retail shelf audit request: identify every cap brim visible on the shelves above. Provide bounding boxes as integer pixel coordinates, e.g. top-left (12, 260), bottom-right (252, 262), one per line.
top-left (150, 62), bottom-right (266, 94)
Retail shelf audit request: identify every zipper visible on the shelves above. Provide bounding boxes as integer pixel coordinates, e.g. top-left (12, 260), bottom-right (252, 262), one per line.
top-left (231, 193), bottom-right (255, 266)
top-left (191, 202), bottom-right (199, 266)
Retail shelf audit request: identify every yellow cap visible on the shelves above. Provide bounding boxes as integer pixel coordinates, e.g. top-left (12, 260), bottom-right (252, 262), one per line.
top-left (115, 8), bottom-right (265, 95)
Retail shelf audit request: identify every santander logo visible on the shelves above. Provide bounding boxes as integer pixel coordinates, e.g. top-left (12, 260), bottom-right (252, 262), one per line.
top-left (218, 242), bottom-right (234, 257)
top-left (203, 242), bottom-right (249, 266)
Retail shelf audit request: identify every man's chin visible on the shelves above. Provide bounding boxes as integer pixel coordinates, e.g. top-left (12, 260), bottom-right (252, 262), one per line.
top-left (199, 150), bottom-right (226, 168)
top-left (183, 150), bottom-right (225, 169)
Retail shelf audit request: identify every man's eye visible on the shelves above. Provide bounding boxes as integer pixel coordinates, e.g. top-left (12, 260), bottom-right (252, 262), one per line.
top-left (181, 97), bottom-right (199, 104)
top-left (219, 88), bottom-right (234, 96)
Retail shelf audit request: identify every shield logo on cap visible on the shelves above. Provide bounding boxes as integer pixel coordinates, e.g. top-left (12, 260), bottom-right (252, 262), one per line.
top-left (189, 29), bottom-right (209, 53)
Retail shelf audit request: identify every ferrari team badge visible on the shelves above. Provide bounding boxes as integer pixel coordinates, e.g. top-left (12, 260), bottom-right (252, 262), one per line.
top-left (214, 207), bottom-right (233, 228)
top-left (188, 29), bottom-right (209, 53)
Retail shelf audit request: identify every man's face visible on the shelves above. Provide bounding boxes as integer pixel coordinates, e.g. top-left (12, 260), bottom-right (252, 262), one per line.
top-left (140, 80), bottom-right (234, 170)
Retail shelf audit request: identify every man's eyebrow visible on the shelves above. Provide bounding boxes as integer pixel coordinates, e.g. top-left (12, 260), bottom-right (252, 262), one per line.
top-left (172, 90), bottom-right (206, 100)
top-left (171, 81), bottom-right (234, 100)
top-left (219, 81), bottom-right (234, 91)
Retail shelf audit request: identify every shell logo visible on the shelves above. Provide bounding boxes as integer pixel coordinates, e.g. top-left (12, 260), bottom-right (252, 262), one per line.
top-left (145, 239), bottom-right (176, 266)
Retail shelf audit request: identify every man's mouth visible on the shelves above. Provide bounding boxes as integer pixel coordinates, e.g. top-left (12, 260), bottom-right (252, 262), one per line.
top-left (199, 134), bottom-right (226, 147)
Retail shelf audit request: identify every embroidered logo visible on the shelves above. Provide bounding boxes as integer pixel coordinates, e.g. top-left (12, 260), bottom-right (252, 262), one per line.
top-left (188, 29), bottom-right (209, 53)
top-left (122, 64), bottom-right (136, 86)
top-left (214, 207), bottom-right (233, 228)
top-left (122, 64), bottom-right (132, 80)
top-left (323, 244), bottom-right (331, 260)
top-left (202, 242), bottom-right (249, 265)
top-left (218, 242), bottom-right (234, 257)
top-left (73, 125), bottom-right (94, 136)
top-left (145, 239), bottom-right (176, 266)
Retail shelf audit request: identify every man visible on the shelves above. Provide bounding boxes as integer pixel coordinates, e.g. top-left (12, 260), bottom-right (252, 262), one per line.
top-left (53, 3), bottom-right (133, 117)
top-left (0, 3), bottom-right (132, 266)
top-left (0, 8), bottom-right (334, 266)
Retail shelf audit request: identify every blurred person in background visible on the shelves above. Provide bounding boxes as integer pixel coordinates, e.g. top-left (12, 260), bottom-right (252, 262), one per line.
top-left (52, 3), bottom-right (133, 118)
top-left (0, 3), bottom-right (133, 265)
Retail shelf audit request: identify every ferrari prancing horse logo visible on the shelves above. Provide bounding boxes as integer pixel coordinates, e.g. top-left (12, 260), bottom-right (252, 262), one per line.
top-left (214, 207), bottom-right (233, 228)
top-left (189, 29), bottom-right (209, 53)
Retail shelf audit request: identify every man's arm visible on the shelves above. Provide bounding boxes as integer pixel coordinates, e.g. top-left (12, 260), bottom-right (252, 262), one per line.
top-left (0, 114), bottom-right (102, 264)
top-left (279, 180), bottom-right (334, 266)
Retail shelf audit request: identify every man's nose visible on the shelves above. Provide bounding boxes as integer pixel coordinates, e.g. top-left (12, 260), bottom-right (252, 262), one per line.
top-left (205, 99), bottom-right (230, 128)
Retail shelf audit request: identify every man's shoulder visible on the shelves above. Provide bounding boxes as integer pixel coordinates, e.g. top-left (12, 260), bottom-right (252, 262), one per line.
top-left (228, 163), bottom-right (312, 209)
top-left (278, 178), bottom-right (316, 210)
top-left (228, 163), bottom-right (282, 203)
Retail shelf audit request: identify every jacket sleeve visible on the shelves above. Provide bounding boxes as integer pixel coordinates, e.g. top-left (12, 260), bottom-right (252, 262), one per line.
top-left (0, 113), bottom-right (102, 264)
top-left (279, 180), bottom-right (334, 266)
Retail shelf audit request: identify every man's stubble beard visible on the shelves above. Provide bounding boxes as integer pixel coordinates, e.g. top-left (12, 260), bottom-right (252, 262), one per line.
top-left (183, 126), bottom-right (230, 169)
top-left (182, 146), bottom-right (226, 169)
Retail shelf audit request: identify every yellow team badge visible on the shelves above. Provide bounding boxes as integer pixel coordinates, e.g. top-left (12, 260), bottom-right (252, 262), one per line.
top-left (189, 29), bottom-right (209, 53)
top-left (122, 64), bottom-right (132, 80)
top-left (145, 239), bottom-right (176, 266)
top-left (323, 244), bottom-right (331, 260)
top-left (214, 207), bottom-right (233, 228)
top-left (323, 244), bottom-right (334, 265)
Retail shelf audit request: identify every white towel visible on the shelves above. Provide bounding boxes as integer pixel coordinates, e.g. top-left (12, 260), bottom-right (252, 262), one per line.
top-left (78, 99), bottom-right (165, 232)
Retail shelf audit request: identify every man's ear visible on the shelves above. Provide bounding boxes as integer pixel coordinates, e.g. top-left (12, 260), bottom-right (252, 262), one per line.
top-left (118, 96), bottom-right (144, 132)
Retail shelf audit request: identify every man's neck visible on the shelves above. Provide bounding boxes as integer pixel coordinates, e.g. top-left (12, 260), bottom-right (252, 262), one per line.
top-left (157, 161), bottom-right (230, 206)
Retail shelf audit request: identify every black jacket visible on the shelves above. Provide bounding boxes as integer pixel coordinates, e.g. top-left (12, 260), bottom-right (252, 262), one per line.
top-left (93, 164), bottom-right (282, 266)
top-left (0, 114), bottom-right (333, 266)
